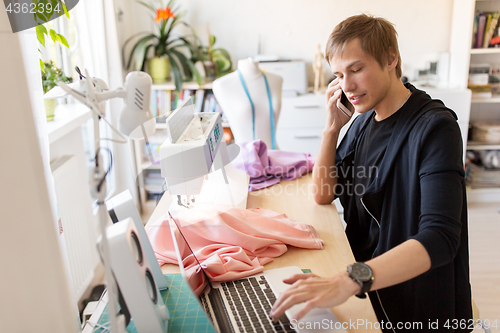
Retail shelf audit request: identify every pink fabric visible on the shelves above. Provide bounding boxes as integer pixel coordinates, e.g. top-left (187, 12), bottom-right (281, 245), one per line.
top-left (146, 205), bottom-right (324, 295)
top-left (231, 140), bottom-right (316, 191)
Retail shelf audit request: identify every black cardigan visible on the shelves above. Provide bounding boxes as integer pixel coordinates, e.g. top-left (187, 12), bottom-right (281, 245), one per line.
top-left (335, 84), bottom-right (472, 332)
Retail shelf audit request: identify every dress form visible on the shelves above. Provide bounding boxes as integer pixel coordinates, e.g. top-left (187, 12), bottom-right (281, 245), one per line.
top-left (212, 57), bottom-right (283, 148)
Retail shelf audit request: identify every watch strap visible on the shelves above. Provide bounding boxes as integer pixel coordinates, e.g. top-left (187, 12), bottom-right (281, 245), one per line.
top-left (355, 277), bottom-right (373, 299)
top-left (347, 263), bottom-right (374, 299)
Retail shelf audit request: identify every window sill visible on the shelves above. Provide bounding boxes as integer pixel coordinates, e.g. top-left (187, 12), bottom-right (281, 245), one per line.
top-left (46, 104), bottom-right (91, 145)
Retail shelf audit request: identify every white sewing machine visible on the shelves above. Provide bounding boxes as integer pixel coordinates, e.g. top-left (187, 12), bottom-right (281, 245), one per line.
top-left (160, 98), bottom-right (249, 209)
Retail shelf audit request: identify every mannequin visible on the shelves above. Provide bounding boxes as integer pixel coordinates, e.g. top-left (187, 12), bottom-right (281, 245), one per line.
top-left (313, 44), bottom-right (326, 94)
top-left (213, 58), bottom-right (283, 149)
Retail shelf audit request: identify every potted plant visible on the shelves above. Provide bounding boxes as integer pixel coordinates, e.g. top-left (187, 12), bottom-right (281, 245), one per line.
top-left (122, 0), bottom-right (201, 91)
top-left (34, 0), bottom-right (71, 73)
top-left (189, 32), bottom-right (232, 80)
top-left (41, 61), bottom-right (73, 121)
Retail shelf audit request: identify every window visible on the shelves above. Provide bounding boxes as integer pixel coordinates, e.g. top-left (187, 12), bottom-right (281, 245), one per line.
top-left (42, 1), bottom-right (117, 199)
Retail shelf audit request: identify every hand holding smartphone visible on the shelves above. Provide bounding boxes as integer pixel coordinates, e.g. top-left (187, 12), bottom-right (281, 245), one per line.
top-left (336, 89), bottom-right (354, 118)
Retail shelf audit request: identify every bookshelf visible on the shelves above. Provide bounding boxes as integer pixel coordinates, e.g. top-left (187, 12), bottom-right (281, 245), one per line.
top-left (468, 0), bottom-right (500, 201)
top-left (449, 0), bottom-right (500, 201)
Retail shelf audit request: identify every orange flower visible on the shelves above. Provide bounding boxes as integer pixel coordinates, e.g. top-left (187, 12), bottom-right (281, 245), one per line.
top-left (164, 6), bottom-right (174, 19)
top-left (155, 6), bottom-right (175, 22)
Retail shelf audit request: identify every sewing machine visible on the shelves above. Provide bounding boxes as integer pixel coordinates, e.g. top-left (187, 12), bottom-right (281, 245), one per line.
top-left (160, 98), bottom-right (249, 209)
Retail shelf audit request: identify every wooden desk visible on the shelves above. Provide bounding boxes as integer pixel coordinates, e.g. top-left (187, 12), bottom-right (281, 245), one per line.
top-left (147, 174), bottom-right (381, 332)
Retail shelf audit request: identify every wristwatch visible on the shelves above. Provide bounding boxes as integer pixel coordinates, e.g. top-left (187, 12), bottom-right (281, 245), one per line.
top-left (347, 262), bottom-right (374, 299)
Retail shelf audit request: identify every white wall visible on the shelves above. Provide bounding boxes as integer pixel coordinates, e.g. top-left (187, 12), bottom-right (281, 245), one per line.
top-left (0, 9), bottom-right (79, 333)
top-left (116, 0), bottom-right (454, 83)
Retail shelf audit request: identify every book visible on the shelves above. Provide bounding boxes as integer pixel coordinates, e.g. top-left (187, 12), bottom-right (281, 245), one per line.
top-left (485, 12), bottom-right (500, 47)
top-left (183, 89), bottom-right (193, 104)
top-left (159, 90), bottom-right (164, 117)
top-left (203, 91), bottom-right (214, 113)
top-left (156, 90), bottom-right (172, 123)
top-left (476, 12), bottom-right (487, 48)
top-left (482, 13), bottom-right (492, 48)
top-left (472, 12), bottom-right (479, 48)
top-left (466, 162), bottom-right (500, 188)
top-left (157, 90), bottom-right (161, 117)
top-left (194, 89), bottom-right (205, 113)
top-left (468, 84), bottom-right (492, 93)
top-left (468, 84), bottom-right (493, 98)
top-left (471, 121), bottom-right (500, 144)
top-left (178, 90), bottom-right (184, 107)
top-left (209, 95), bottom-right (217, 113)
top-left (164, 90), bottom-right (172, 116)
top-left (150, 90), bottom-right (157, 118)
top-left (173, 91), bottom-right (179, 110)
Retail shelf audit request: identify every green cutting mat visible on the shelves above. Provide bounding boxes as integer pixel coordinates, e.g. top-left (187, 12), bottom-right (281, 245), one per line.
top-left (92, 269), bottom-right (312, 332)
top-left (93, 274), bottom-right (216, 333)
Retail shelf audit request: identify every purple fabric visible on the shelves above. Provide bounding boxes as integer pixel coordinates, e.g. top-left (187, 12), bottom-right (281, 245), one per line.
top-left (231, 140), bottom-right (316, 191)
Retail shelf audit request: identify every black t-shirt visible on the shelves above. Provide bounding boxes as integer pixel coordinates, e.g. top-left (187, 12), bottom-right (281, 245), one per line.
top-left (351, 108), bottom-right (402, 261)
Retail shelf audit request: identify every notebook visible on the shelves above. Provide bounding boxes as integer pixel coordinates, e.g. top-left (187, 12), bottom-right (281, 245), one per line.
top-left (168, 211), bottom-right (347, 333)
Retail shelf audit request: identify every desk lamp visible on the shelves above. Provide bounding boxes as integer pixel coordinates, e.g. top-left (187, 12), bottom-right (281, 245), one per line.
top-left (45, 69), bottom-right (165, 332)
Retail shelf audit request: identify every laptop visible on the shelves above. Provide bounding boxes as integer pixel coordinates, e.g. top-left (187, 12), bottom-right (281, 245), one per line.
top-left (168, 211), bottom-right (347, 333)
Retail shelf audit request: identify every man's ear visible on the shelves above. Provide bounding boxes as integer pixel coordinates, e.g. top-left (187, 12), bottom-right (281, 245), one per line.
top-left (387, 47), bottom-right (398, 71)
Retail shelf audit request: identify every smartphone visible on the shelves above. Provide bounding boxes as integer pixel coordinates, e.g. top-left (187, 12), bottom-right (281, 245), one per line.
top-left (337, 89), bottom-right (354, 117)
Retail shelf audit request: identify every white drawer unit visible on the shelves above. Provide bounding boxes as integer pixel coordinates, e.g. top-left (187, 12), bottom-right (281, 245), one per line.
top-left (277, 93), bottom-right (326, 154)
top-left (277, 127), bottom-right (323, 154)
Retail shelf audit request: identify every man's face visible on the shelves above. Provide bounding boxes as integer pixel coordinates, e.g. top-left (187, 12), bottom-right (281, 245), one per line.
top-left (329, 38), bottom-right (392, 114)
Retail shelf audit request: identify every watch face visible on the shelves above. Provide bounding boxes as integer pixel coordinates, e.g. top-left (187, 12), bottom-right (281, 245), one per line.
top-left (351, 263), bottom-right (372, 281)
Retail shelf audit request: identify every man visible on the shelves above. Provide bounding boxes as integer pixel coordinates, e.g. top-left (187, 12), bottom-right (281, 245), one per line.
top-left (270, 14), bottom-right (472, 332)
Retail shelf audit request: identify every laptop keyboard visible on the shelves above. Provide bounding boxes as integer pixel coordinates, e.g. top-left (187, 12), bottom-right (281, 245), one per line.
top-left (218, 276), bottom-right (297, 333)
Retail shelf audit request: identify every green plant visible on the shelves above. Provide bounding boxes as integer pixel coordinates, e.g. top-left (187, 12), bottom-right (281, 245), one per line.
top-left (41, 60), bottom-right (73, 94)
top-left (189, 33), bottom-right (232, 79)
top-left (33, 0), bottom-right (71, 72)
top-left (122, 0), bottom-right (201, 91)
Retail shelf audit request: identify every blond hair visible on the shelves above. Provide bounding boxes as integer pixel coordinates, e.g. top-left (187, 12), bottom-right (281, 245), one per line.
top-left (325, 14), bottom-right (402, 78)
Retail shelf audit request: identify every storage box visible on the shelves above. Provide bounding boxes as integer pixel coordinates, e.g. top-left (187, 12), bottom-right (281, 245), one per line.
top-left (258, 61), bottom-right (307, 95)
top-left (471, 121), bottom-right (500, 143)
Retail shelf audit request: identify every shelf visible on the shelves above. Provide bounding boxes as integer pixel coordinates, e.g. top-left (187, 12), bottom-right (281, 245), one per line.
top-left (471, 96), bottom-right (500, 103)
top-left (152, 81), bottom-right (213, 90)
top-left (466, 186), bottom-right (500, 202)
top-left (467, 141), bottom-right (500, 150)
top-left (467, 187), bottom-right (500, 194)
top-left (470, 48), bottom-right (500, 55)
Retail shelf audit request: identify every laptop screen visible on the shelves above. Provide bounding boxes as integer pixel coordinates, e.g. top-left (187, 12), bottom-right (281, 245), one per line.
top-left (167, 211), bottom-right (214, 291)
